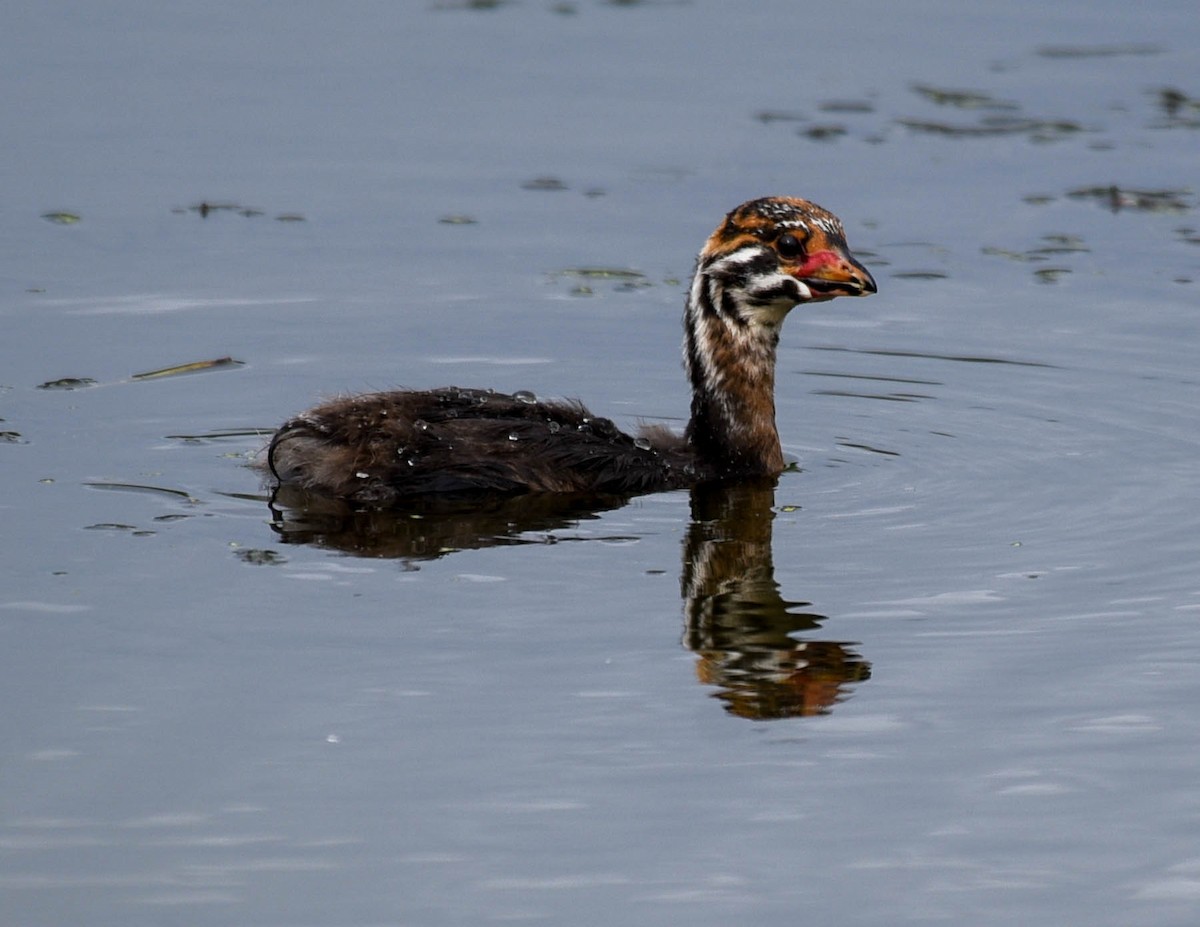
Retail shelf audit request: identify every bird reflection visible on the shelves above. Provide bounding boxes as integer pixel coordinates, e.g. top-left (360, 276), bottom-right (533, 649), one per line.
top-left (683, 479), bottom-right (869, 719)
top-left (267, 484), bottom-right (632, 561)
top-left (267, 478), bottom-right (869, 718)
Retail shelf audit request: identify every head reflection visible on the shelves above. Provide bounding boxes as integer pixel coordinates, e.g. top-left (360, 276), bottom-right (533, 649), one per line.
top-left (682, 480), bottom-right (870, 719)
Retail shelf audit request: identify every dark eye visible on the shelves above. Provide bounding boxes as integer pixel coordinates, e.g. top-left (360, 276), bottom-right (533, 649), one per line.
top-left (776, 233), bottom-right (804, 259)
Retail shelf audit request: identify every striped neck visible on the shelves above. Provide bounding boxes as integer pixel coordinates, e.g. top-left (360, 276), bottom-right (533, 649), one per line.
top-left (682, 256), bottom-right (800, 477)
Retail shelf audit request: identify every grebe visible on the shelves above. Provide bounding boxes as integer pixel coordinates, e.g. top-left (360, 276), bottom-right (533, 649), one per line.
top-left (266, 197), bottom-right (876, 505)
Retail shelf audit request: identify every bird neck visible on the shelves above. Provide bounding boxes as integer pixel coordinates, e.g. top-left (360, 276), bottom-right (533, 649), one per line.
top-left (682, 271), bottom-right (788, 477)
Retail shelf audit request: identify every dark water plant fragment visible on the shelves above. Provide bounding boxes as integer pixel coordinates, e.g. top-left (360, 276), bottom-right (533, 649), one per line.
top-left (836, 439), bottom-right (902, 455)
top-left (554, 266), bottom-right (651, 294)
top-left (132, 357), bottom-right (243, 381)
top-left (818, 100), bottom-right (874, 114)
top-left (800, 124), bottom-right (847, 141)
top-left (754, 110), bottom-right (807, 124)
top-left (912, 84), bottom-right (1017, 110)
top-left (1033, 267), bottom-right (1072, 284)
top-left (899, 116), bottom-right (1084, 141)
top-left (182, 202), bottom-right (299, 219)
top-left (85, 523), bottom-right (157, 535)
top-left (1037, 43), bottom-right (1161, 58)
top-left (165, 428), bottom-right (269, 443)
top-left (808, 345), bottom-right (1056, 369)
top-left (37, 377), bottom-right (97, 390)
top-left (556, 267), bottom-right (646, 280)
top-left (1152, 87), bottom-right (1200, 128)
top-left (188, 201), bottom-right (244, 217)
top-left (982, 246), bottom-right (1045, 263)
top-left (431, 0), bottom-right (509, 9)
top-left (983, 234), bottom-right (1088, 270)
top-left (41, 211), bottom-right (81, 225)
top-left (521, 176), bottom-right (568, 191)
top-left (1067, 186), bottom-right (1190, 213)
top-left (891, 271), bottom-right (947, 280)
top-left (1030, 234), bottom-right (1089, 255)
top-left (236, 548), bottom-right (287, 565)
top-left (84, 482), bottom-right (199, 503)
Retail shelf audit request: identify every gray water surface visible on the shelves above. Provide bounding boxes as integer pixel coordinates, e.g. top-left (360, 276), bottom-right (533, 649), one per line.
top-left (3, 2), bottom-right (1199, 924)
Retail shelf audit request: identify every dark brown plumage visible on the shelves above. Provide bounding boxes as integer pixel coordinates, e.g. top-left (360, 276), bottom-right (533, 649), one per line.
top-left (265, 197), bottom-right (876, 505)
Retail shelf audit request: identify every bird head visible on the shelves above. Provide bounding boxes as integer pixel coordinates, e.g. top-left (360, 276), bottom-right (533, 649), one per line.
top-left (694, 196), bottom-right (877, 327)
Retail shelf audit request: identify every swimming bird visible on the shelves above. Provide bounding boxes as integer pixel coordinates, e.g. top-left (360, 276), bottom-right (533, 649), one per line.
top-left (265, 197), bottom-right (876, 505)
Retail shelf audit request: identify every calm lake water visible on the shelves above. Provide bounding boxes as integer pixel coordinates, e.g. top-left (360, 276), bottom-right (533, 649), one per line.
top-left (3, 1), bottom-right (1199, 924)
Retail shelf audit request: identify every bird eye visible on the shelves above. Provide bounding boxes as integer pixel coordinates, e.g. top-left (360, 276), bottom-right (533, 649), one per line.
top-left (776, 233), bottom-right (804, 259)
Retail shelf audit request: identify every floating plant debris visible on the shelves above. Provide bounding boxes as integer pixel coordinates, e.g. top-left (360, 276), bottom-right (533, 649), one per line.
top-left (807, 345), bottom-right (1056, 369)
top-left (84, 482), bottom-right (200, 503)
top-left (189, 201), bottom-right (242, 217)
top-left (1066, 186), bottom-right (1191, 213)
top-left (431, 0), bottom-right (509, 9)
top-left (41, 211), bottom-right (81, 225)
top-left (982, 246), bottom-right (1046, 263)
top-left (911, 84), bottom-right (1017, 110)
top-left (983, 235), bottom-right (1089, 275)
top-left (556, 267), bottom-right (646, 281)
top-left (180, 202), bottom-right (300, 219)
top-left (803, 370), bottom-right (942, 387)
top-left (1033, 267), bottom-right (1072, 284)
top-left (1037, 43), bottom-right (1161, 59)
top-left (37, 360), bottom-right (241, 392)
top-left (37, 377), bottom-right (97, 391)
top-left (817, 389), bottom-right (927, 403)
top-left (554, 266), bottom-right (651, 294)
top-left (165, 428), bottom-right (270, 442)
top-left (132, 357), bottom-right (244, 380)
top-left (1, 430), bottom-right (25, 444)
top-left (1030, 234), bottom-right (1089, 255)
top-left (439, 214), bottom-right (478, 225)
top-left (819, 99), bottom-right (875, 114)
top-left (521, 176), bottom-right (568, 191)
top-left (236, 548), bottom-right (286, 566)
top-left (754, 110), bottom-right (807, 123)
top-left (1156, 87), bottom-right (1198, 113)
top-left (898, 116), bottom-right (1084, 140)
top-left (800, 124), bottom-right (847, 141)
top-left (1153, 87), bottom-right (1200, 127)
top-left (835, 439), bottom-right (902, 457)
